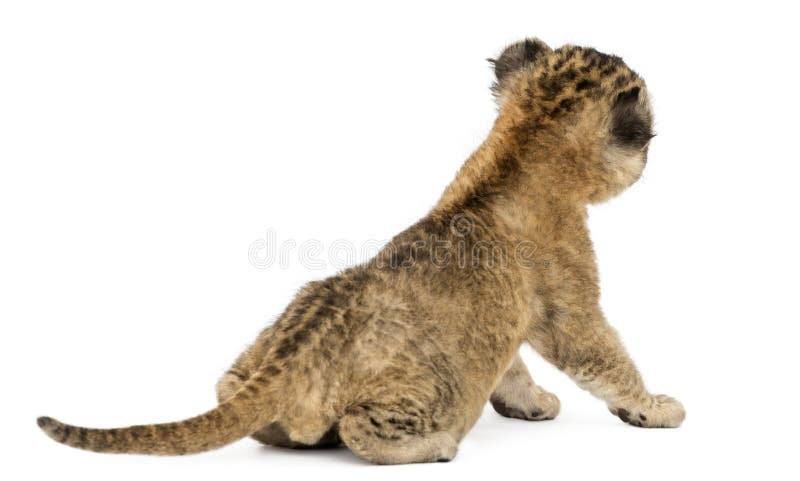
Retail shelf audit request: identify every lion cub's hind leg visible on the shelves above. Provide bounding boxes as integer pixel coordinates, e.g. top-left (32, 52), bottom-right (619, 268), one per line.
top-left (338, 404), bottom-right (458, 465)
top-left (216, 329), bottom-right (342, 449)
top-left (217, 369), bottom-right (342, 448)
top-left (490, 354), bottom-right (560, 421)
top-left (251, 422), bottom-right (341, 449)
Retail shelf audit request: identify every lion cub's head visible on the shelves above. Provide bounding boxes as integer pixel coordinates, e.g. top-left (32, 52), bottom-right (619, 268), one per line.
top-left (490, 39), bottom-right (654, 204)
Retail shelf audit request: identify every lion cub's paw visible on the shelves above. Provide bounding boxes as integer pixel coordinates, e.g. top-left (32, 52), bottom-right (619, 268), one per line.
top-left (491, 389), bottom-right (560, 421)
top-left (610, 394), bottom-right (685, 428)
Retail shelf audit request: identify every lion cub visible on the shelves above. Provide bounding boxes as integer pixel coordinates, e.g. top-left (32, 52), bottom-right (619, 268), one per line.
top-left (38, 38), bottom-right (685, 464)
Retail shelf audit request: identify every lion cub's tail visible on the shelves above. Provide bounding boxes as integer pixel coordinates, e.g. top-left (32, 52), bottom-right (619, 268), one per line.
top-left (36, 366), bottom-right (282, 455)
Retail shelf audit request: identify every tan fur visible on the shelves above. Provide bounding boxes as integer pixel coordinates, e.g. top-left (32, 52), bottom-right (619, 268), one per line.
top-left (38, 39), bottom-right (684, 463)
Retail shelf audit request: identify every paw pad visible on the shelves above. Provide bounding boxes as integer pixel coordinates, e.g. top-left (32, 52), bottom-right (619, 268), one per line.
top-left (610, 394), bottom-right (685, 428)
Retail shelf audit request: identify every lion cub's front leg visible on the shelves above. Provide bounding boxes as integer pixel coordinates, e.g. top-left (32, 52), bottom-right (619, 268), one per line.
top-left (489, 354), bottom-right (560, 421)
top-left (529, 306), bottom-right (685, 428)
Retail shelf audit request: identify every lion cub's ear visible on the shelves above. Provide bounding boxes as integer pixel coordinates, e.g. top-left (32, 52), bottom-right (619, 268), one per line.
top-left (610, 86), bottom-right (654, 150)
top-left (489, 38), bottom-right (552, 85)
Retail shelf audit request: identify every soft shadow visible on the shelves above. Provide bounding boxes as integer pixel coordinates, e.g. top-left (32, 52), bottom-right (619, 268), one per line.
top-left (256, 443), bottom-right (372, 466)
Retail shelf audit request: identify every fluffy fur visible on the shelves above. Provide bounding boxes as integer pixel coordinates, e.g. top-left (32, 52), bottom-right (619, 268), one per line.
top-left (38, 38), bottom-right (684, 464)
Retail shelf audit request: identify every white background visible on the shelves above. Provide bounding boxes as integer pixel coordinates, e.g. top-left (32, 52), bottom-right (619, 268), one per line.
top-left (1, 1), bottom-right (798, 479)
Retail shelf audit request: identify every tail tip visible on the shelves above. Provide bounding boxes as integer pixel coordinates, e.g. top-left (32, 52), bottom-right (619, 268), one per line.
top-left (37, 416), bottom-right (67, 442)
top-left (37, 416), bottom-right (55, 429)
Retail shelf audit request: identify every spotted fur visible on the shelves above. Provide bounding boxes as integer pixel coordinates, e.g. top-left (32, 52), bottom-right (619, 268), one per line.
top-left (38, 39), bottom-right (684, 463)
